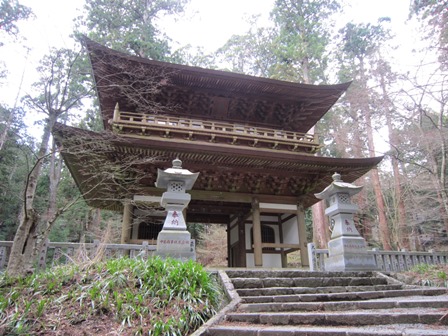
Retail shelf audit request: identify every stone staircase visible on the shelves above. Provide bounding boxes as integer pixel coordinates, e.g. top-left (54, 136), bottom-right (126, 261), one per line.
top-left (204, 270), bottom-right (448, 336)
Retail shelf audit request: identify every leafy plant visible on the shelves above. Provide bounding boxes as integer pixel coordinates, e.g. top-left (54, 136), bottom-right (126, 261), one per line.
top-left (0, 257), bottom-right (222, 335)
top-left (407, 264), bottom-right (448, 287)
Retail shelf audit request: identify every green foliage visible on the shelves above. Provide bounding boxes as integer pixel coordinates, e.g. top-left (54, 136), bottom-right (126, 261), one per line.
top-left (409, 264), bottom-right (448, 287)
top-left (411, 263), bottom-right (432, 274)
top-left (22, 47), bottom-right (92, 118)
top-left (411, 0), bottom-right (448, 68)
top-left (77, 0), bottom-right (189, 61)
top-left (0, 257), bottom-right (221, 335)
top-left (338, 19), bottom-right (391, 64)
top-left (77, 107), bottom-right (104, 132)
top-left (305, 207), bottom-right (313, 242)
top-left (171, 45), bottom-right (217, 68)
top-left (0, 0), bottom-right (32, 38)
top-left (216, 23), bottom-right (278, 77)
top-left (216, 0), bottom-right (341, 83)
top-left (0, 106), bottom-right (35, 240)
top-left (187, 222), bottom-right (204, 241)
top-left (270, 0), bottom-right (341, 83)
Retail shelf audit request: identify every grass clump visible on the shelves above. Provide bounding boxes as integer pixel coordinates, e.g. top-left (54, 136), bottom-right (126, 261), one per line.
top-left (403, 263), bottom-right (448, 287)
top-left (0, 257), bottom-right (222, 335)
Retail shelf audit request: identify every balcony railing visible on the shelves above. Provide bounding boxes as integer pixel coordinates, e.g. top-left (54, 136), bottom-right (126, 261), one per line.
top-left (110, 105), bottom-right (321, 153)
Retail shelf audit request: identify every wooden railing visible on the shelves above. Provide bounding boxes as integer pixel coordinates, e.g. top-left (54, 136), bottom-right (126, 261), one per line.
top-left (307, 243), bottom-right (448, 272)
top-left (0, 240), bottom-right (157, 272)
top-left (110, 106), bottom-right (321, 153)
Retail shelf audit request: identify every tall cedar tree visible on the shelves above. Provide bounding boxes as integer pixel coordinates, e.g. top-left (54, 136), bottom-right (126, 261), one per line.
top-left (337, 21), bottom-right (392, 250)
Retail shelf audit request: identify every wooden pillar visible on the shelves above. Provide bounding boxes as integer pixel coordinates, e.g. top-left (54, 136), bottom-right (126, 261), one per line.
top-left (238, 215), bottom-right (247, 267)
top-left (279, 214), bottom-right (287, 267)
top-left (121, 202), bottom-right (133, 244)
top-left (297, 205), bottom-right (310, 266)
top-left (227, 221), bottom-right (231, 267)
top-left (252, 198), bottom-right (263, 267)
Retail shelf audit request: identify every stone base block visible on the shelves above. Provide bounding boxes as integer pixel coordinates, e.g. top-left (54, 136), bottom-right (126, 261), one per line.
top-left (328, 236), bottom-right (368, 255)
top-left (157, 230), bottom-right (192, 253)
top-left (325, 236), bottom-right (377, 272)
top-left (325, 253), bottom-right (377, 272)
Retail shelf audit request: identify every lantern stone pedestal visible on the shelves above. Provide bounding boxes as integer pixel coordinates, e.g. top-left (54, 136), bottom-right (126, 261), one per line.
top-left (315, 173), bottom-right (377, 272)
top-left (154, 159), bottom-right (198, 261)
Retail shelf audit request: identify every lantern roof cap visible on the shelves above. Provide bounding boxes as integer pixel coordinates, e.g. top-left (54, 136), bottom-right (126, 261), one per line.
top-left (155, 158), bottom-right (199, 190)
top-left (314, 172), bottom-right (363, 199)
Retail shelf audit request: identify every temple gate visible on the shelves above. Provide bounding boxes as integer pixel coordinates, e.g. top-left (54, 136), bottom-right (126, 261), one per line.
top-left (53, 38), bottom-right (382, 268)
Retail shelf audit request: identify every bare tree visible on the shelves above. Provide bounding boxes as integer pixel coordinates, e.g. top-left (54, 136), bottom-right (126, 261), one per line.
top-left (6, 42), bottom-right (173, 276)
top-left (397, 67), bottom-right (448, 237)
top-left (6, 47), bottom-right (91, 276)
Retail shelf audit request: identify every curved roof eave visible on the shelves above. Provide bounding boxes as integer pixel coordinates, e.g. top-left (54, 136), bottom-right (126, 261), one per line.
top-left (82, 37), bottom-right (352, 134)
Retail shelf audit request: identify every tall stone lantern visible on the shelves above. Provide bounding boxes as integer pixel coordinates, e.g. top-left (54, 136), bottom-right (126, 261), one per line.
top-left (155, 158), bottom-right (199, 261)
top-left (315, 172), bottom-right (377, 271)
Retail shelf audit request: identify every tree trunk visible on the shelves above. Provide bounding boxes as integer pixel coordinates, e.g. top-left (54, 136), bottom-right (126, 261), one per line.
top-left (44, 140), bottom-right (63, 223)
top-left (0, 110), bottom-right (14, 151)
top-left (7, 115), bottom-right (57, 277)
top-left (379, 71), bottom-right (409, 249)
top-left (300, 57), bottom-right (330, 249)
top-left (343, 85), bottom-right (373, 240)
top-left (364, 106), bottom-right (392, 250)
top-left (352, 123), bottom-right (371, 239)
top-left (312, 201), bottom-right (329, 248)
top-left (436, 103), bottom-right (448, 232)
top-left (390, 152), bottom-right (408, 249)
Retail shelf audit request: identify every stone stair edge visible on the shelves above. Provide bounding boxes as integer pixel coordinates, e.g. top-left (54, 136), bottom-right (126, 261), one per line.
top-left (239, 297), bottom-right (448, 312)
top-left (225, 310), bottom-right (447, 326)
top-left (231, 277), bottom-right (389, 289)
top-left (239, 288), bottom-right (448, 302)
top-left (225, 270), bottom-right (376, 278)
top-left (191, 270), bottom-right (242, 336)
top-left (236, 284), bottom-right (404, 296)
top-left (204, 324), bottom-right (448, 336)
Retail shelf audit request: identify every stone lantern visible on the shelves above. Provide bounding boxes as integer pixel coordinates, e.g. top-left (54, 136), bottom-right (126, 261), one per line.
top-left (315, 172), bottom-right (376, 271)
top-left (155, 158), bottom-right (199, 261)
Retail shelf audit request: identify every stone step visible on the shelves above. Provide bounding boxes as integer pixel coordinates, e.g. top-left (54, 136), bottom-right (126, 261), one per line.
top-left (236, 284), bottom-right (404, 296)
top-left (225, 308), bottom-right (447, 326)
top-left (231, 276), bottom-right (388, 289)
top-left (202, 270), bottom-right (448, 336)
top-left (205, 324), bottom-right (448, 336)
top-left (239, 297), bottom-right (448, 312)
top-left (225, 270), bottom-right (375, 279)
top-left (240, 288), bottom-right (447, 303)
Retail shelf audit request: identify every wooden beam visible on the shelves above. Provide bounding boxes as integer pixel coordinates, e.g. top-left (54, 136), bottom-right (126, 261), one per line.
top-left (138, 187), bottom-right (301, 204)
top-left (261, 243), bottom-right (301, 249)
top-left (259, 202), bottom-right (298, 213)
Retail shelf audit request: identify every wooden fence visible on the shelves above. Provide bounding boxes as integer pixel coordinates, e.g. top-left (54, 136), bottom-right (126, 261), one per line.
top-left (307, 243), bottom-right (448, 272)
top-left (0, 240), bottom-right (157, 272)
